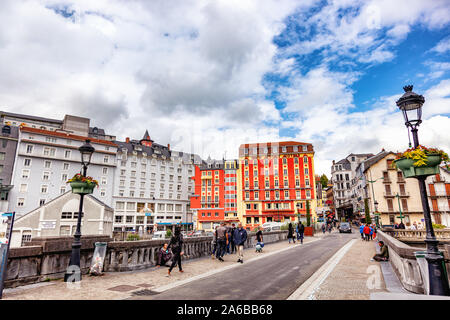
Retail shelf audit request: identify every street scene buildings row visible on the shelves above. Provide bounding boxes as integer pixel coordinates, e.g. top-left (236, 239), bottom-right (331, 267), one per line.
top-left (0, 111), bottom-right (320, 246)
top-left (328, 150), bottom-right (450, 227)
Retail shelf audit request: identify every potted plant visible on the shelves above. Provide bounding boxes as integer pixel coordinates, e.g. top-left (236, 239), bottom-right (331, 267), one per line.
top-left (66, 173), bottom-right (99, 194)
top-left (394, 145), bottom-right (449, 178)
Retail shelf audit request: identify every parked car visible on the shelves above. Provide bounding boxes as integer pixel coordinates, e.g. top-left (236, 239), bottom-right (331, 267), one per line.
top-left (262, 222), bottom-right (283, 232)
top-left (339, 222), bottom-right (352, 233)
top-left (152, 231), bottom-right (166, 239)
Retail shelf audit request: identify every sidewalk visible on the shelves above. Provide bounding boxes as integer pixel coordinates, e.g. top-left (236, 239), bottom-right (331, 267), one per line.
top-left (2, 235), bottom-right (322, 300)
top-left (289, 236), bottom-right (389, 300)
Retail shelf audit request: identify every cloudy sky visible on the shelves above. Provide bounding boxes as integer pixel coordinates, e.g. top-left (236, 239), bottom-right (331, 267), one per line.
top-left (1, 0), bottom-right (449, 176)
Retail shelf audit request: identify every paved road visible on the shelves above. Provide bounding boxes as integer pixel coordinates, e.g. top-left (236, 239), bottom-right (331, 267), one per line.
top-left (130, 231), bottom-right (359, 300)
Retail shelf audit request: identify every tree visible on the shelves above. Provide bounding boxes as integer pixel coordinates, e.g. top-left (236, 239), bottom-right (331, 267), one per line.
top-left (320, 174), bottom-right (329, 188)
top-left (306, 200), bottom-right (311, 226)
top-left (364, 198), bottom-right (371, 224)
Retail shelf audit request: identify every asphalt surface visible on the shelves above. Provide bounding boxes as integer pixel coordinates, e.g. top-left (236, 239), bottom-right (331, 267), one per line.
top-left (130, 230), bottom-right (359, 300)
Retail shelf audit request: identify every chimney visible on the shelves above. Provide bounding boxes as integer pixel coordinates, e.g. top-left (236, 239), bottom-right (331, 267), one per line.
top-left (126, 137), bottom-right (130, 143)
top-left (167, 143), bottom-right (170, 150)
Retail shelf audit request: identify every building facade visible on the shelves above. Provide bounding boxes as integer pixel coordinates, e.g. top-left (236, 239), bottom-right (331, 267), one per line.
top-left (10, 191), bottom-right (114, 248)
top-left (111, 131), bottom-right (200, 233)
top-left (237, 141), bottom-right (316, 230)
top-left (9, 125), bottom-right (118, 217)
top-left (426, 167), bottom-right (450, 227)
top-left (363, 151), bottom-right (423, 226)
top-left (0, 123), bottom-right (19, 212)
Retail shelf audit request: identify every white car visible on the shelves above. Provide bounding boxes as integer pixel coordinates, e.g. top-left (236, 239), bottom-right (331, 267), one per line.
top-left (152, 231), bottom-right (166, 240)
top-left (262, 222), bottom-right (283, 231)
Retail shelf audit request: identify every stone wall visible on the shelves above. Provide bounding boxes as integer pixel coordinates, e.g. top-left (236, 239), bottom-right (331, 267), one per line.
top-left (377, 230), bottom-right (450, 294)
top-left (4, 231), bottom-right (288, 288)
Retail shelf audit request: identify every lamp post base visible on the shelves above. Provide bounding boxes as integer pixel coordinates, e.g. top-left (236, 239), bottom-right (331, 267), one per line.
top-left (424, 238), bottom-right (450, 296)
top-left (64, 239), bottom-right (82, 283)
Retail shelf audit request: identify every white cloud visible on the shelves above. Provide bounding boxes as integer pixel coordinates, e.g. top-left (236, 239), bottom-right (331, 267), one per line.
top-left (430, 36), bottom-right (450, 54)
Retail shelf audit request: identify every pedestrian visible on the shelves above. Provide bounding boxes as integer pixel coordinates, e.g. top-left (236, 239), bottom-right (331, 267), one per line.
top-left (359, 223), bottom-right (365, 240)
top-left (156, 243), bottom-right (173, 267)
top-left (372, 224), bottom-right (377, 240)
top-left (394, 223), bottom-right (399, 229)
top-left (298, 221), bottom-right (305, 244)
top-left (371, 241), bottom-right (389, 261)
top-left (211, 225), bottom-right (219, 259)
top-left (363, 224), bottom-right (371, 241)
top-left (233, 223), bottom-right (248, 263)
top-left (398, 221), bottom-right (405, 229)
top-left (288, 222), bottom-right (296, 243)
top-left (167, 226), bottom-right (184, 276)
top-left (215, 222), bottom-right (228, 262)
top-left (411, 222), bottom-right (417, 230)
top-left (328, 223), bottom-right (332, 233)
top-left (225, 223), bottom-right (232, 255)
top-left (255, 226), bottom-right (264, 252)
top-left (322, 223), bottom-right (326, 234)
top-left (230, 223), bottom-right (236, 254)
top-left (369, 225), bottom-right (374, 240)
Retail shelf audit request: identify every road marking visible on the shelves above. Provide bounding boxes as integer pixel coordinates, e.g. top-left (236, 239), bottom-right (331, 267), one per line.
top-left (144, 237), bottom-right (324, 295)
top-left (287, 238), bottom-right (357, 300)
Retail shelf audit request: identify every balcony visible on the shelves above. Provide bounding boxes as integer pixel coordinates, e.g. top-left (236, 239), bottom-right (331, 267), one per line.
top-left (429, 191), bottom-right (450, 199)
top-left (431, 176), bottom-right (445, 183)
top-left (397, 178), bottom-right (405, 183)
top-left (398, 192), bottom-right (410, 197)
top-left (382, 178), bottom-right (391, 184)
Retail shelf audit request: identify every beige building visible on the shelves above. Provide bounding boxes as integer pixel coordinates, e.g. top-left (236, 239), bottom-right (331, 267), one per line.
top-left (426, 167), bottom-right (450, 227)
top-left (364, 151), bottom-right (424, 227)
top-left (10, 191), bottom-right (114, 247)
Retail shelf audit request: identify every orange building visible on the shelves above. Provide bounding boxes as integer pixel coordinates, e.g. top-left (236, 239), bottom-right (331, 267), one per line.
top-left (237, 141), bottom-right (316, 230)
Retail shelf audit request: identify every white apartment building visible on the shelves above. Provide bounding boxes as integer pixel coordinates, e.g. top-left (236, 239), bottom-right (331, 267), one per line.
top-left (9, 122), bottom-right (118, 217)
top-left (111, 131), bottom-right (201, 233)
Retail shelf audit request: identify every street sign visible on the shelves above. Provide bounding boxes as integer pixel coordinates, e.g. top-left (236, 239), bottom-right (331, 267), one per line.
top-left (40, 221), bottom-right (56, 229)
top-left (145, 212), bottom-right (152, 216)
top-left (0, 212), bottom-right (15, 299)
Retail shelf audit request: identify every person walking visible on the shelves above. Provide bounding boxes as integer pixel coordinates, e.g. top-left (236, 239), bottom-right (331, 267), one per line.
top-left (369, 224), bottom-right (374, 240)
top-left (298, 221), bottom-right (305, 244)
top-left (359, 223), bottom-right (365, 240)
top-left (255, 226), bottom-right (264, 251)
top-left (322, 223), bottom-right (326, 234)
top-left (288, 222), bottom-right (296, 243)
top-left (363, 224), bottom-right (371, 241)
top-left (229, 223), bottom-right (236, 254)
top-left (328, 223), bottom-right (332, 233)
top-left (398, 221), bottom-right (406, 229)
top-left (215, 222), bottom-right (228, 261)
top-left (233, 223), bottom-right (248, 263)
top-left (225, 223), bottom-right (232, 255)
top-left (211, 225), bottom-right (218, 259)
top-left (167, 226), bottom-right (184, 276)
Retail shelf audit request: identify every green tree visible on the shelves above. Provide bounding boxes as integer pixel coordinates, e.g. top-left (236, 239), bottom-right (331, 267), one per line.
top-left (320, 174), bottom-right (329, 188)
top-left (306, 200), bottom-right (311, 226)
top-left (364, 198), bottom-right (371, 224)
top-left (166, 228), bottom-right (172, 239)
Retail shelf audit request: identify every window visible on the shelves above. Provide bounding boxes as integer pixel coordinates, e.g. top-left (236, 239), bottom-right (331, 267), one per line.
top-left (17, 198), bottom-right (25, 206)
top-left (61, 212), bottom-right (72, 219)
top-left (60, 226), bottom-right (71, 236)
top-left (104, 156), bottom-right (109, 163)
top-left (42, 172), bottom-right (50, 181)
top-left (26, 145), bottom-right (33, 154)
top-left (296, 191), bottom-right (301, 199)
top-left (115, 216), bottom-right (123, 223)
top-left (304, 168), bottom-right (309, 175)
top-left (43, 147), bottom-right (56, 157)
top-left (19, 184), bottom-right (27, 192)
top-left (41, 185), bottom-right (48, 193)
top-left (21, 233), bottom-right (32, 246)
top-left (63, 163), bottom-right (69, 170)
top-left (60, 186), bottom-right (66, 194)
top-left (44, 160), bottom-right (51, 168)
top-left (102, 167), bottom-right (108, 175)
top-left (61, 173), bottom-right (68, 182)
top-left (126, 216), bottom-right (134, 223)
top-left (24, 158), bottom-right (31, 167)
top-left (293, 146), bottom-right (298, 152)
top-left (64, 150), bottom-right (71, 159)
top-left (22, 169), bottom-right (30, 179)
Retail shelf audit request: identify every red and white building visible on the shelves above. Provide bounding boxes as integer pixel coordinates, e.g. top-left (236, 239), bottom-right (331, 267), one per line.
top-left (426, 167), bottom-right (450, 227)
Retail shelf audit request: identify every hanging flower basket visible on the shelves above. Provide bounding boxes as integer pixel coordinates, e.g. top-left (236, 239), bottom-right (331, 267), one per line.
top-left (67, 173), bottom-right (98, 195)
top-left (394, 146), bottom-right (449, 178)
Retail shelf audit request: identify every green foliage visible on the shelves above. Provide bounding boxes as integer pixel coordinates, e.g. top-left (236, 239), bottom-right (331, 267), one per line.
top-left (166, 229), bottom-right (172, 238)
top-left (364, 198), bottom-right (372, 224)
top-left (126, 233), bottom-right (140, 241)
top-left (306, 200), bottom-right (311, 227)
top-left (281, 223), bottom-right (290, 230)
top-left (320, 174), bottom-right (329, 188)
top-left (432, 223), bottom-right (446, 229)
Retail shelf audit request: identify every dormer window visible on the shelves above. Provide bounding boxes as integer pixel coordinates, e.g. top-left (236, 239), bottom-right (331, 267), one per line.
top-left (1, 125), bottom-right (11, 134)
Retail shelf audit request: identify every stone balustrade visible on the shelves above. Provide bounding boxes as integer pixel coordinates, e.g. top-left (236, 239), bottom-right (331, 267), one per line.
top-left (377, 230), bottom-right (450, 294)
top-left (382, 229), bottom-right (450, 240)
top-left (4, 230), bottom-right (288, 288)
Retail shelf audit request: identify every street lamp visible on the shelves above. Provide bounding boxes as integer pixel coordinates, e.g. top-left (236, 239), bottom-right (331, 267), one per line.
top-left (396, 85), bottom-right (450, 296)
top-left (64, 139), bottom-right (95, 283)
top-left (362, 174), bottom-right (383, 227)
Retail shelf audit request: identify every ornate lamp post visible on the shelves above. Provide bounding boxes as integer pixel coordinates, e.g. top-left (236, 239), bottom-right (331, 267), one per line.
top-left (64, 140), bottom-right (95, 283)
top-left (396, 85), bottom-right (449, 296)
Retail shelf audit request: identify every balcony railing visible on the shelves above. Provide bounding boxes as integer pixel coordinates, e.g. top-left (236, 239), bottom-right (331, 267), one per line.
top-left (383, 192), bottom-right (395, 197)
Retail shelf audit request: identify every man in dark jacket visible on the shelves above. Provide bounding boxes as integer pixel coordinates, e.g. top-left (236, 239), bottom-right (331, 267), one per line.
top-left (298, 222), bottom-right (305, 244)
top-left (233, 223), bottom-right (248, 263)
top-left (398, 221), bottom-right (406, 229)
top-left (229, 223), bottom-right (236, 254)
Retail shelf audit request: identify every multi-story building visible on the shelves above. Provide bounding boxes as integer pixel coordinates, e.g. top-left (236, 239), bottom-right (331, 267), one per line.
top-left (8, 117), bottom-right (118, 217)
top-left (224, 159), bottom-right (240, 225)
top-left (0, 123), bottom-right (19, 212)
top-left (190, 158), bottom-right (225, 231)
top-left (325, 183), bottom-right (334, 215)
top-left (331, 153), bottom-right (373, 220)
top-left (426, 167), bottom-right (450, 227)
top-left (363, 151), bottom-right (423, 226)
top-left (112, 131), bottom-right (200, 233)
top-left (237, 141), bottom-right (316, 230)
